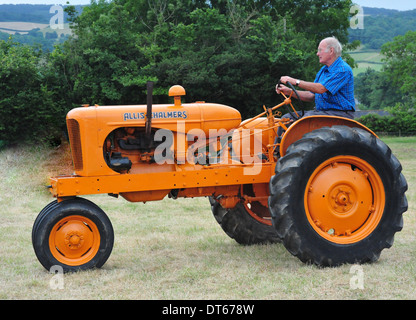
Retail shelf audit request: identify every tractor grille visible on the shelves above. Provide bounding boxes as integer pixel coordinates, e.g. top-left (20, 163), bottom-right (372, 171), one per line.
top-left (66, 119), bottom-right (83, 171)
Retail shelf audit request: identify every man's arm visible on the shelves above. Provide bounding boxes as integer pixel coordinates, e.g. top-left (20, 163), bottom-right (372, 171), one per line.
top-left (280, 76), bottom-right (327, 94)
top-left (275, 85), bottom-right (315, 102)
top-left (276, 77), bottom-right (319, 102)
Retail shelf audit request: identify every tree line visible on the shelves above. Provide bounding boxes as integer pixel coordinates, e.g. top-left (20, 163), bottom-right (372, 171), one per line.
top-left (1, 0), bottom-right (414, 145)
top-left (0, 0), bottom-right (354, 144)
top-left (355, 29), bottom-right (416, 135)
top-left (349, 8), bottom-right (416, 50)
top-left (0, 4), bottom-right (84, 23)
top-left (354, 29), bottom-right (416, 110)
top-left (0, 29), bottom-right (70, 52)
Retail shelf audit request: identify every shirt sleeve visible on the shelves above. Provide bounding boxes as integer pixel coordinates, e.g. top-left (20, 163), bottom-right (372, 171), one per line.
top-left (320, 71), bottom-right (351, 95)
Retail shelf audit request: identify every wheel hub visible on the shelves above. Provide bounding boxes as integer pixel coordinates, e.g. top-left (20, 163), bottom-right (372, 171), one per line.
top-left (49, 215), bottom-right (101, 266)
top-left (330, 185), bottom-right (355, 214)
top-left (65, 231), bottom-right (84, 249)
top-left (305, 156), bottom-right (385, 244)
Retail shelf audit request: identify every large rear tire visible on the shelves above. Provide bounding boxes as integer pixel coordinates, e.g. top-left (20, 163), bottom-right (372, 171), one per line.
top-left (268, 126), bottom-right (408, 266)
top-left (209, 184), bottom-right (279, 245)
top-left (32, 198), bottom-right (114, 272)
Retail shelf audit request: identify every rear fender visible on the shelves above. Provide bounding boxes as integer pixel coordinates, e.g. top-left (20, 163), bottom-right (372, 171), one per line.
top-left (280, 116), bottom-right (377, 157)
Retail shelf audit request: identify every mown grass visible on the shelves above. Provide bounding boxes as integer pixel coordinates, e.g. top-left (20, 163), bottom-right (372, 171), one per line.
top-left (347, 47), bottom-right (384, 76)
top-left (0, 137), bottom-right (415, 300)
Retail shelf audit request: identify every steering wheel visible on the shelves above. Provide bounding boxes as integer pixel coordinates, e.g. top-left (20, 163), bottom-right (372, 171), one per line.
top-left (277, 80), bottom-right (305, 120)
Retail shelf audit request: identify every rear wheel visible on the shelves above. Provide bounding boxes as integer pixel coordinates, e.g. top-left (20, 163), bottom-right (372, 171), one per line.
top-left (209, 184), bottom-right (279, 245)
top-left (269, 126), bottom-right (408, 266)
top-left (32, 198), bottom-right (114, 272)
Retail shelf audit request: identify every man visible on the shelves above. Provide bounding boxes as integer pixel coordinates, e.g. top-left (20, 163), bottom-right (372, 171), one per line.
top-left (276, 37), bottom-right (355, 119)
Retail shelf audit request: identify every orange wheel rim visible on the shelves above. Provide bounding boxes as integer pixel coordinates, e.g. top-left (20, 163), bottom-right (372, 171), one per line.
top-left (304, 156), bottom-right (385, 244)
top-left (243, 184), bottom-right (272, 226)
top-left (49, 215), bottom-right (101, 266)
top-left (244, 202), bottom-right (272, 226)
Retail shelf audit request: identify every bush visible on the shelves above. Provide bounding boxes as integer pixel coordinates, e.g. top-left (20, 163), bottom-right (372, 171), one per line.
top-left (357, 104), bottom-right (416, 135)
top-left (0, 38), bottom-right (67, 145)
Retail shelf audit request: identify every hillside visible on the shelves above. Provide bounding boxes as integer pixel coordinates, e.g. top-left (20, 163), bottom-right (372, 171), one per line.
top-left (0, 4), bottom-right (84, 50)
top-left (0, 4), bottom-right (52, 23)
top-left (347, 7), bottom-right (416, 76)
top-left (0, 4), bottom-right (83, 23)
top-left (1, 4), bottom-right (415, 52)
top-left (349, 7), bottom-right (416, 49)
top-left (347, 47), bottom-right (383, 76)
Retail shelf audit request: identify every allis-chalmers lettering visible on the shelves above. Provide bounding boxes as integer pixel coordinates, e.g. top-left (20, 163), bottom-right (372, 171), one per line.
top-left (123, 110), bottom-right (188, 121)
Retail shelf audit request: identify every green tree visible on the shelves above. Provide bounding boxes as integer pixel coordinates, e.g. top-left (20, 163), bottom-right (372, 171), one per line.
top-left (0, 0), bottom-right (355, 144)
top-left (355, 68), bottom-right (400, 109)
top-left (358, 103), bottom-right (416, 134)
top-left (63, 1), bottom-right (151, 105)
top-left (0, 38), bottom-right (63, 144)
top-left (57, 0), bottom-right (354, 117)
top-left (381, 30), bottom-right (416, 105)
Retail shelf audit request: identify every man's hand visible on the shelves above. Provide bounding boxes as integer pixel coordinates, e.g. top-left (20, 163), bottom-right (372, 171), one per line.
top-left (279, 76), bottom-right (297, 86)
top-left (275, 83), bottom-right (292, 96)
top-left (276, 76), bottom-right (298, 95)
top-left (276, 76), bottom-right (317, 102)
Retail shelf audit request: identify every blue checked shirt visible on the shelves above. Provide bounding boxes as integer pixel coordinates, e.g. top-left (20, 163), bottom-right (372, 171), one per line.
top-left (314, 57), bottom-right (355, 111)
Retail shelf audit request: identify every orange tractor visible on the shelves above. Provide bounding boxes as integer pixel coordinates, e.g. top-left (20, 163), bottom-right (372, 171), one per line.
top-left (32, 82), bottom-right (408, 272)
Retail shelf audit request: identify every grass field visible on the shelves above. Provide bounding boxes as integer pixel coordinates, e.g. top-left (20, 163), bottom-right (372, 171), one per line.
top-left (0, 21), bottom-right (71, 36)
top-left (0, 137), bottom-right (415, 300)
top-left (348, 47), bottom-right (384, 76)
top-left (0, 21), bottom-right (48, 34)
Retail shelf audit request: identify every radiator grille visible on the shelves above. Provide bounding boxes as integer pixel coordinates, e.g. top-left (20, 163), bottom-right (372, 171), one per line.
top-left (66, 119), bottom-right (83, 171)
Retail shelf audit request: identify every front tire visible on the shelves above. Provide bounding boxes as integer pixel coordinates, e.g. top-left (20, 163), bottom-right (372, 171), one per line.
top-left (269, 126), bottom-right (408, 266)
top-left (32, 198), bottom-right (114, 272)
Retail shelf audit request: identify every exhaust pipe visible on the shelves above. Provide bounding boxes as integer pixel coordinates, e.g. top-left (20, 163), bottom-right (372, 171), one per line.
top-left (145, 81), bottom-right (153, 146)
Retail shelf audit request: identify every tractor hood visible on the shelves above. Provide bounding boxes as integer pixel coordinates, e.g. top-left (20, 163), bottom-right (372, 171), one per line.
top-left (64, 86), bottom-right (242, 176)
top-left (67, 102), bottom-right (241, 135)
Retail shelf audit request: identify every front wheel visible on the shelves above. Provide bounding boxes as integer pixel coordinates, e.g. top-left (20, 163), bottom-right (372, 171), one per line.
top-left (32, 198), bottom-right (114, 272)
top-left (268, 126), bottom-right (408, 266)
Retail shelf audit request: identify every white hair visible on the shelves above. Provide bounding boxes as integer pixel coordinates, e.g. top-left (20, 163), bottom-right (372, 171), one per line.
top-left (323, 37), bottom-right (343, 57)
